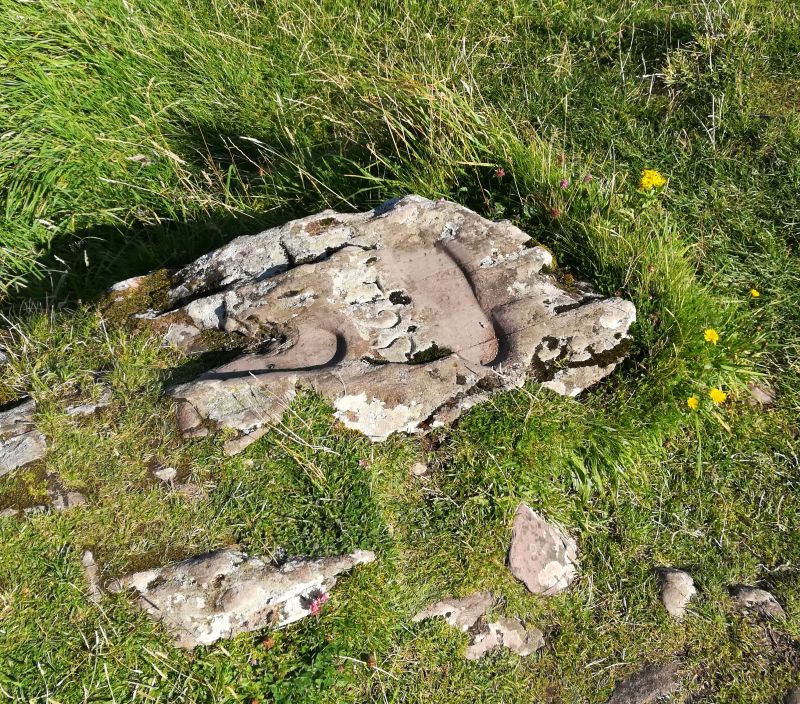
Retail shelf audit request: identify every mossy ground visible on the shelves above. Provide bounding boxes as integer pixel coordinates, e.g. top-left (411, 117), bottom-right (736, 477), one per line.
top-left (1, 1), bottom-right (799, 702)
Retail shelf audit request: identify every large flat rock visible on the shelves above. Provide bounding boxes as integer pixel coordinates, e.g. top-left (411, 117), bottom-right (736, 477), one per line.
top-left (110, 548), bottom-right (375, 648)
top-left (111, 196), bottom-right (635, 451)
top-left (0, 397), bottom-right (47, 476)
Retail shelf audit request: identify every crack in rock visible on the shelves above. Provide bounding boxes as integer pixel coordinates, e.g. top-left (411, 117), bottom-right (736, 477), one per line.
top-left (109, 195), bottom-right (636, 452)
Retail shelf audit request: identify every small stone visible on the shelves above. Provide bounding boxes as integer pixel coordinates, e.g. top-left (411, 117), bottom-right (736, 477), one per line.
top-left (0, 398), bottom-right (47, 476)
top-left (731, 586), bottom-right (785, 618)
top-left (748, 382), bottom-right (776, 407)
top-left (22, 505), bottom-right (47, 516)
top-left (65, 387), bottom-right (112, 417)
top-left (657, 568), bottom-right (696, 620)
top-left (47, 474), bottom-right (88, 512)
top-left (412, 592), bottom-right (544, 660)
top-left (508, 503), bottom-right (578, 595)
top-left (0, 431), bottom-right (47, 477)
top-left (175, 482), bottom-right (206, 502)
top-left (465, 617), bottom-right (544, 660)
top-left (412, 592), bottom-right (493, 631)
top-left (81, 550), bottom-right (102, 603)
top-left (0, 349), bottom-right (7, 367)
top-left (110, 548), bottom-right (376, 648)
top-left (0, 507), bottom-right (19, 518)
top-left (153, 466), bottom-right (178, 484)
top-left (607, 661), bottom-right (682, 704)
top-left (410, 462), bottom-right (429, 477)
top-left (784, 686), bottom-right (800, 704)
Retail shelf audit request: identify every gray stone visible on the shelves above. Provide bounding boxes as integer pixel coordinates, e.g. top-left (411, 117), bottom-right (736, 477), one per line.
top-left (65, 387), bottom-right (112, 417)
top-left (109, 548), bottom-right (375, 648)
top-left (607, 661), bottom-right (682, 704)
top-left (508, 503), bottom-right (578, 595)
top-left (0, 507), bottom-right (19, 518)
top-left (784, 686), bottom-right (800, 704)
top-left (410, 462), bottom-right (430, 477)
top-left (110, 196), bottom-right (635, 452)
top-left (153, 465), bottom-right (177, 484)
top-left (412, 592), bottom-right (493, 632)
top-left (731, 586), bottom-right (785, 618)
top-left (46, 473), bottom-right (88, 512)
top-left (0, 398), bottom-right (47, 476)
top-left (412, 592), bottom-right (544, 660)
top-left (81, 550), bottom-right (102, 604)
top-left (0, 349), bottom-right (7, 368)
top-left (465, 617), bottom-right (544, 660)
top-left (748, 382), bottom-right (776, 407)
top-left (657, 568), bottom-right (696, 620)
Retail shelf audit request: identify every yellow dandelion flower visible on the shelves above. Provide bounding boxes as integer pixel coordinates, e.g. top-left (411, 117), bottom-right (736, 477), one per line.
top-left (704, 328), bottom-right (720, 345)
top-left (687, 395), bottom-right (699, 410)
top-left (709, 388), bottom-right (727, 404)
top-left (638, 169), bottom-right (667, 191)
top-left (750, 288), bottom-right (760, 298)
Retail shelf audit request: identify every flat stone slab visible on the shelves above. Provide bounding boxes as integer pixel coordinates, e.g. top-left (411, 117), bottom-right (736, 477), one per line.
top-left (0, 398), bottom-right (47, 476)
top-left (109, 548), bottom-right (375, 648)
top-left (508, 503), bottom-right (578, 595)
top-left (412, 592), bottom-right (544, 660)
top-left (110, 195), bottom-right (635, 451)
top-left (607, 661), bottom-right (682, 704)
top-left (730, 585), bottom-right (785, 618)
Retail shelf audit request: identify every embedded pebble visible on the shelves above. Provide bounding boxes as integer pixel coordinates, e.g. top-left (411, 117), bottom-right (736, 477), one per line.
top-left (658, 568), bottom-right (696, 620)
top-left (731, 586), bottom-right (785, 618)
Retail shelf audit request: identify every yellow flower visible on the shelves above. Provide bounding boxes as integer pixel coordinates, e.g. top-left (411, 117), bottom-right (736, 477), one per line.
top-left (709, 388), bottom-right (727, 404)
top-left (750, 288), bottom-right (760, 298)
top-left (687, 395), bottom-right (699, 410)
top-left (704, 328), bottom-right (720, 345)
top-left (638, 169), bottom-right (667, 191)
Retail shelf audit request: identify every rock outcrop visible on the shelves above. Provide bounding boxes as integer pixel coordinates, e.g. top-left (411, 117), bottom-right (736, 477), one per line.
top-left (606, 661), bottom-right (682, 704)
top-left (109, 548), bottom-right (375, 648)
top-left (730, 586), bottom-right (785, 618)
top-left (508, 503), bottom-right (578, 595)
top-left (110, 196), bottom-right (636, 452)
top-left (0, 397), bottom-right (47, 476)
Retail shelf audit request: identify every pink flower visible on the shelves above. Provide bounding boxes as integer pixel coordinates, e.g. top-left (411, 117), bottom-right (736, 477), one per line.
top-left (583, 173), bottom-right (593, 183)
top-left (358, 458), bottom-right (370, 468)
top-left (559, 178), bottom-right (570, 189)
top-left (310, 592), bottom-right (330, 616)
top-left (550, 208), bottom-right (561, 218)
top-left (495, 167), bottom-right (506, 179)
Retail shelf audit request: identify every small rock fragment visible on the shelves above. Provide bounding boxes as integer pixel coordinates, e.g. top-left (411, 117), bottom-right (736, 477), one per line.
top-left (413, 592), bottom-right (544, 660)
top-left (784, 686), bottom-right (800, 704)
top-left (607, 661), bottom-right (682, 704)
top-left (508, 503), bottom-right (578, 595)
top-left (412, 592), bottom-right (493, 631)
top-left (65, 387), bottom-right (112, 417)
top-left (153, 466), bottom-right (178, 484)
top-left (0, 349), bottom-right (7, 367)
top-left (22, 505), bottom-right (47, 516)
top-left (110, 548), bottom-right (375, 648)
top-left (657, 568), bottom-right (696, 620)
top-left (0, 397), bottom-right (47, 476)
top-left (465, 617), bottom-right (545, 660)
top-left (410, 462), bottom-right (430, 477)
top-left (175, 482), bottom-right (207, 502)
top-left (748, 382), bottom-right (776, 407)
top-left (0, 507), bottom-right (19, 518)
top-left (46, 474), bottom-right (88, 512)
top-left (81, 550), bottom-right (102, 603)
top-left (731, 586), bottom-right (785, 618)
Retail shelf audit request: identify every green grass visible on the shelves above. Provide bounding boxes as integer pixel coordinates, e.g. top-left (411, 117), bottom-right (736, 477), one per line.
top-left (1, 0), bottom-right (799, 702)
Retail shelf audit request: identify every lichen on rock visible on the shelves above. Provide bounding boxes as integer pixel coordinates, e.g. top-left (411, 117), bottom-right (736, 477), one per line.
top-left (108, 195), bottom-right (636, 451)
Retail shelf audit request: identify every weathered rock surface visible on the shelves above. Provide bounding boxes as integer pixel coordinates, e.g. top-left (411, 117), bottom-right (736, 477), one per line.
top-left (606, 661), bottom-right (682, 704)
top-left (730, 586), bottom-right (785, 618)
top-left (410, 462), bottom-right (430, 478)
top-left (784, 686), bottom-right (800, 704)
top-left (508, 503), bottom-right (578, 595)
top-left (0, 398), bottom-right (47, 476)
top-left (412, 592), bottom-right (544, 660)
top-left (111, 196), bottom-right (635, 451)
top-left (747, 381), bottom-right (776, 407)
top-left (109, 548), bottom-right (375, 648)
top-left (66, 387), bottom-right (112, 417)
top-left (46, 473), bottom-right (88, 512)
top-left (81, 550), bottom-right (103, 604)
top-left (658, 568), bottom-right (696, 620)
